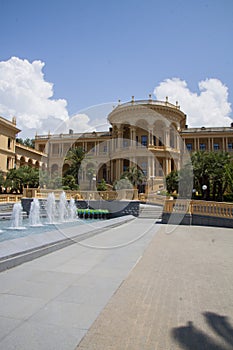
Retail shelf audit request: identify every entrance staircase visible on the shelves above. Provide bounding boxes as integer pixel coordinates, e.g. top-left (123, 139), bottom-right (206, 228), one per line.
top-left (139, 204), bottom-right (163, 221)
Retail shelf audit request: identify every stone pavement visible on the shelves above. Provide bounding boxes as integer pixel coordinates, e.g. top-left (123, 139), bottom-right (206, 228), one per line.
top-left (76, 224), bottom-right (233, 350)
top-left (0, 217), bottom-right (158, 350)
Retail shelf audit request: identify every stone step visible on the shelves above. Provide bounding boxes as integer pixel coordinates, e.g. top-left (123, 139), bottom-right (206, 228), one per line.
top-left (139, 205), bottom-right (163, 219)
top-left (0, 203), bottom-right (15, 212)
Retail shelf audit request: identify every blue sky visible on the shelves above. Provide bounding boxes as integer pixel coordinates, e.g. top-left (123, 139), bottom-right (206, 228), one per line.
top-left (0, 0), bottom-right (233, 137)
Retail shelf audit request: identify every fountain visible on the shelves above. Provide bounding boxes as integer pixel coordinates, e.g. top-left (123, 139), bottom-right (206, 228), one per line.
top-left (9, 202), bottom-right (26, 230)
top-left (58, 191), bottom-right (68, 222)
top-left (67, 198), bottom-right (77, 221)
top-left (29, 198), bottom-right (43, 226)
top-left (46, 192), bottom-right (56, 224)
top-left (0, 192), bottom-right (83, 243)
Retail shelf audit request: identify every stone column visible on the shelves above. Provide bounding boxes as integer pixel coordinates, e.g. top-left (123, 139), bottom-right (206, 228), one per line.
top-left (117, 125), bottom-right (123, 150)
top-left (164, 127), bottom-right (170, 148)
top-left (148, 128), bottom-right (153, 146)
top-left (148, 158), bottom-right (152, 178)
top-left (222, 137), bottom-right (225, 151)
top-left (151, 157), bottom-right (155, 177)
top-left (130, 127), bottom-right (136, 147)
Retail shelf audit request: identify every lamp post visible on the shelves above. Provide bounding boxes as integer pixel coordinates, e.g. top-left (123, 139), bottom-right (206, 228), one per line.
top-left (202, 184), bottom-right (207, 200)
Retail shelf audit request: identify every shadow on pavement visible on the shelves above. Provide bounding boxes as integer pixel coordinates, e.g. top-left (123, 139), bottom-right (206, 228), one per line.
top-left (171, 312), bottom-right (233, 350)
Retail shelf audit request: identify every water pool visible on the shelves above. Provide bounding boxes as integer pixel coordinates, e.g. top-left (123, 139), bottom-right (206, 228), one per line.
top-left (0, 218), bottom-right (95, 243)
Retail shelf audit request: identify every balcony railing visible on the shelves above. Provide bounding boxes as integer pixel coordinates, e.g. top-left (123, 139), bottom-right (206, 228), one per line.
top-left (115, 99), bottom-right (180, 110)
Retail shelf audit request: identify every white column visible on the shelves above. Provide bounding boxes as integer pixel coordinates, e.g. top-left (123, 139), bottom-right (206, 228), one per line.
top-left (130, 127), bottom-right (136, 147)
top-left (148, 128), bottom-right (153, 146)
top-left (152, 157), bottom-right (155, 177)
top-left (222, 137), bottom-right (225, 151)
top-left (165, 128), bottom-right (170, 148)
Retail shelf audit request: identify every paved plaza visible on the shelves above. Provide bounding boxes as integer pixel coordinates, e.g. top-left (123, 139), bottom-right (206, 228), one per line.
top-left (0, 217), bottom-right (233, 349)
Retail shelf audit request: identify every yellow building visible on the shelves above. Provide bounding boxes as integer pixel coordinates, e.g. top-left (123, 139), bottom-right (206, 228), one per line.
top-left (0, 115), bottom-right (47, 175)
top-left (34, 97), bottom-right (187, 191)
top-left (0, 116), bottom-right (20, 174)
top-left (35, 97), bottom-right (233, 191)
top-left (2, 97), bottom-right (233, 192)
top-left (181, 125), bottom-right (233, 152)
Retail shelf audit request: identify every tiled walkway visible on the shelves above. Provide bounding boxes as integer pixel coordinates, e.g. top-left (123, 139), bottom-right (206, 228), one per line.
top-left (1, 219), bottom-right (233, 349)
top-left (0, 217), bottom-right (158, 349)
top-left (76, 224), bottom-right (233, 350)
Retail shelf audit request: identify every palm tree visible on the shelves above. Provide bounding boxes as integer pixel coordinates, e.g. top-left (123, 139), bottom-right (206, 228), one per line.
top-left (121, 166), bottom-right (146, 188)
top-left (64, 146), bottom-right (85, 185)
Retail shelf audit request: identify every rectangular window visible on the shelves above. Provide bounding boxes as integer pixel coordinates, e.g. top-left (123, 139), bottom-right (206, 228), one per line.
top-left (228, 143), bottom-right (233, 150)
top-left (141, 135), bottom-right (147, 147)
top-left (214, 143), bottom-right (219, 150)
top-left (186, 143), bottom-right (192, 151)
top-left (8, 138), bottom-right (11, 149)
top-left (123, 140), bottom-right (129, 148)
top-left (200, 143), bottom-right (206, 150)
top-left (7, 157), bottom-right (10, 170)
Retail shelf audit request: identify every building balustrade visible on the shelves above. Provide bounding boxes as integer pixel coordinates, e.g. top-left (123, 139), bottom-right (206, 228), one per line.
top-left (163, 199), bottom-right (233, 219)
top-left (0, 195), bottom-right (23, 203)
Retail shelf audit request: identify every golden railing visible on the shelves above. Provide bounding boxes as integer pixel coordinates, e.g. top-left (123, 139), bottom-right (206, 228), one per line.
top-left (163, 199), bottom-right (233, 219)
top-left (0, 195), bottom-right (23, 203)
top-left (23, 188), bottom-right (137, 201)
top-left (139, 193), bottom-right (167, 206)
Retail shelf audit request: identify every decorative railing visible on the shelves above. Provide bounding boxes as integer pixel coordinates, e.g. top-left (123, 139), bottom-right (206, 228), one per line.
top-left (139, 193), bottom-right (167, 206)
top-left (115, 99), bottom-right (180, 110)
top-left (22, 188), bottom-right (137, 201)
top-left (0, 195), bottom-right (23, 203)
top-left (192, 200), bottom-right (233, 218)
top-left (163, 199), bottom-right (233, 219)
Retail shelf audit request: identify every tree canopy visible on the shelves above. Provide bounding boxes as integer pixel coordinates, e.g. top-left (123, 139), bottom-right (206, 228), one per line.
top-left (64, 146), bottom-right (85, 185)
top-left (5, 166), bottom-right (39, 193)
top-left (166, 151), bottom-right (233, 201)
top-left (120, 166), bottom-right (146, 188)
top-left (16, 138), bottom-right (35, 148)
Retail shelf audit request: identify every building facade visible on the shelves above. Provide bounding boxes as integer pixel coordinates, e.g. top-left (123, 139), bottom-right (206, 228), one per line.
top-left (2, 97), bottom-right (233, 192)
top-left (0, 115), bottom-right (47, 175)
top-left (34, 97), bottom-right (233, 192)
top-left (0, 116), bottom-right (20, 173)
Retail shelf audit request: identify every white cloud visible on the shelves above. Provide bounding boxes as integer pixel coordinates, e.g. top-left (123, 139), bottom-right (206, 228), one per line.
top-left (0, 57), bottom-right (69, 137)
top-left (2, 57), bottom-right (230, 139)
top-left (154, 78), bottom-right (232, 127)
top-left (52, 112), bottom-right (110, 135)
top-left (0, 57), bottom-right (112, 138)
